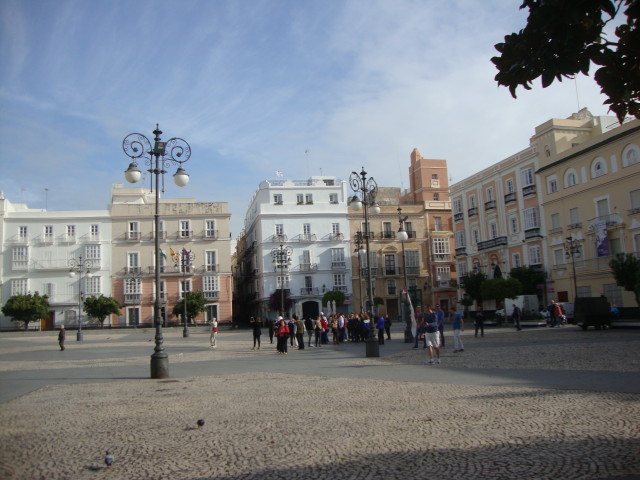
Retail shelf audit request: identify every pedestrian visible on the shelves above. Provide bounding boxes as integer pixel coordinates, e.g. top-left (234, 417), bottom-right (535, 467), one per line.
top-left (268, 317), bottom-right (276, 343)
top-left (512, 305), bottom-right (522, 331)
top-left (377, 313), bottom-right (386, 345)
top-left (474, 309), bottom-right (485, 337)
top-left (451, 307), bottom-right (464, 353)
top-left (424, 306), bottom-right (441, 364)
top-left (210, 318), bottom-right (218, 348)
top-left (295, 315), bottom-right (305, 350)
top-left (436, 304), bottom-right (445, 348)
top-left (553, 301), bottom-right (564, 327)
top-left (337, 314), bottom-right (346, 343)
top-left (331, 315), bottom-right (339, 344)
top-left (361, 313), bottom-right (371, 341)
top-left (547, 300), bottom-right (557, 327)
top-left (304, 316), bottom-right (314, 347)
top-left (288, 317), bottom-right (297, 347)
top-left (320, 313), bottom-right (329, 344)
top-left (58, 324), bottom-right (66, 351)
top-left (276, 317), bottom-right (289, 354)
top-left (413, 306), bottom-right (426, 349)
top-left (314, 315), bottom-right (322, 347)
top-left (251, 317), bottom-right (262, 350)
top-left (384, 315), bottom-right (391, 340)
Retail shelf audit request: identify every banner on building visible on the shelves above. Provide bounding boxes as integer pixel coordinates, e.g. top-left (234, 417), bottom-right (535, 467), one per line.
top-left (595, 221), bottom-right (609, 257)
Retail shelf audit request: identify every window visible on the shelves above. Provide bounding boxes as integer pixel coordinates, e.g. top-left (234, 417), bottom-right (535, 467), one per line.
top-left (91, 224), bottom-right (99, 237)
top-left (329, 193), bottom-right (338, 204)
top-left (513, 253), bottom-right (521, 268)
top-left (550, 213), bottom-right (561, 230)
top-left (387, 279), bottom-right (397, 295)
top-left (630, 189), bottom-right (640, 211)
top-left (331, 248), bottom-right (346, 269)
top-left (523, 207), bottom-right (540, 230)
top-left (180, 220), bottom-right (191, 238)
top-left (383, 222), bottom-right (393, 238)
top-left (361, 221), bottom-right (371, 235)
top-left (19, 226), bottom-right (28, 239)
top-left (509, 216), bottom-right (519, 234)
top-left (469, 195), bottom-right (476, 208)
top-left (12, 279), bottom-right (28, 295)
top-left (303, 223), bottom-right (312, 239)
top-left (128, 222), bottom-right (139, 240)
top-left (405, 222), bottom-right (413, 237)
top-left (203, 276), bottom-right (219, 295)
top-left (302, 250), bottom-right (313, 270)
top-left (305, 194), bottom-right (313, 204)
top-left (405, 250), bottom-right (419, 274)
top-left (529, 245), bottom-right (542, 265)
top-left (521, 167), bottom-right (534, 187)
top-left (564, 169), bottom-right (578, 187)
top-left (432, 174), bottom-right (438, 180)
top-left (127, 252), bottom-right (140, 273)
top-left (331, 223), bottom-right (340, 235)
top-left (433, 193), bottom-right (439, 201)
top-left (432, 237), bottom-right (450, 255)
top-left (603, 283), bottom-right (624, 307)
top-left (544, 145), bottom-right (551, 157)
top-left (486, 187), bottom-right (494, 202)
top-left (44, 282), bottom-right (55, 300)
top-left (86, 276), bottom-right (101, 295)
top-left (206, 251), bottom-right (217, 272)
top-left (454, 230), bottom-right (465, 248)
top-left (179, 279), bottom-right (192, 299)
top-left (433, 217), bottom-right (443, 231)
top-left (591, 157), bottom-right (607, 178)
top-left (205, 220), bottom-right (216, 238)
top-left (489, 223), bottom-right (498, 239)
top-left (622, 144), bottom-right (640, 167)
top-left (472, 228), bottom-right (479, 245)
top-left (553, 248), bottom-right (565, 266)
top-left (85, 244), bottom-right (101, 260)
top-left (276, 275), bottom-right (290, 289)
top-left (436, 266), bottom-right (451, 283)
top-left (333, 273), bottom-right (346, 291)
top-left (506, 179), bottom-right (514, 194)
top-left (273, 194), bottom-right (283, 205)
top-left (44, 225), bottom-right (53, 241)
top-left (595, 197), bottom-right (610, 217)
top-left (569, 208), bottom-right (580, 226)
top-left (453, 198), bottom-right (463, 214)
top-left (297, 194), bottom-right (304, 204)
top-left (125, 277), bottom-right (141, 295)
top-left (457, 262), bottom-right (468, 277)
top-left (66, 225), bottom-right (76, 238)
top-left (275, 224), bottom-right (284, 236)
top-left (12, 247), bottom-right (28, 269)
top-left (548, 177), bottom-right (558, 194)
top-left (384, 254), bottom-right (396, 275)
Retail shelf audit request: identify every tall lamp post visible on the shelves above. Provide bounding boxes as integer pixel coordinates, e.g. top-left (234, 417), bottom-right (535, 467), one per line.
top-left (68, 255), bottom-right (93, 341)
top-left (123, 124), bottom-right (192, 379)
top-left (396, 207), bottom-right (413, 343)
top-left (174, 247), bottom-right (195, 338)
top-left (565, 235), bottom-right (581, 302)
top-left (349, 167), bottom-right (381, 357)
top-left (271, 244), bottom-right (292, 317)
top-left (353, 231), bottom-right (365, 313)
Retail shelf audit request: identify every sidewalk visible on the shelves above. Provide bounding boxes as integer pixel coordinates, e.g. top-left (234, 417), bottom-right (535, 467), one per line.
top-left (0, 325), bottom-right (639, 479)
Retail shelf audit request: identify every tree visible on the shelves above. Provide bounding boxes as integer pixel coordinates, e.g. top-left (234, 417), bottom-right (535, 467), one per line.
top-left (492, 0), bottom-right (640, 123)
top-left (172, 291), bottom-right (207, 323)
top-left (481, 278), bottom-right (523, 307)
top-left (322, 290), bottom-right (346, 309)
top-left (609, 253), bottom-right (640, 306)
top-left (2, 292), bottom-right (49, 330)
top-left (509, 266), bottom-right (547, 295)
top-left (83, 295), bottom-right (121, 328)
top-left (460, 270), bottom-right (487, 307)
top-left (268, 289), bottom-right (292, 316)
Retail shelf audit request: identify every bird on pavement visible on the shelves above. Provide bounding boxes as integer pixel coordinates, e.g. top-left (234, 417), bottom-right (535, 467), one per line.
top-left (105, 450), bottom-right (114, 468)
top-left (197, 419), bottom-right (205, 428)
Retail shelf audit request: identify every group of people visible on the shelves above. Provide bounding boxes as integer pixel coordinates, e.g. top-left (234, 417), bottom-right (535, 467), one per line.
top-left (412, 304), bottom-right (465, 364)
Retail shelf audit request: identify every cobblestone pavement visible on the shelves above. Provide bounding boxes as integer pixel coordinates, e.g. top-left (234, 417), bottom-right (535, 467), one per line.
top-left (0, 327), bottom-right (639, 480)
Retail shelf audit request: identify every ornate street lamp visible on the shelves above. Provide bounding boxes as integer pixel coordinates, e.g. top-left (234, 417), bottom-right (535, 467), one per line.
top-left (122, 124), bottom-right (191, 379)
top-left (349, 167), bottom-right (381, 357)
top-left (271, 244), bottom-right (292, 317)
top-left (68, 255), bottom-right (93, 342)
top-left (396, 207), bottom-right (413, 343)
top-left (173, 247), bottom-right (195, 338)
top-left (353, 231), bottom-right (366, 313)
top-left (565, 235), bottom-right (581, 302)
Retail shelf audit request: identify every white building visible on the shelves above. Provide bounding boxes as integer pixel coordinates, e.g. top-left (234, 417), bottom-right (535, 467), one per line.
top-left (238, 176), bottom-right (352, 320)
top-left (0, 193), bottom-right (112, 330)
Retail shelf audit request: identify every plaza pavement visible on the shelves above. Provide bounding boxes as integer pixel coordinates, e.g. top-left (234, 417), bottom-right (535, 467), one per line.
top-left (0, 324), bottom-right (638, 480)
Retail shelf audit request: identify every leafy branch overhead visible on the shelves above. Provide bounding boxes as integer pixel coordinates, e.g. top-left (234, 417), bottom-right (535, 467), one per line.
top-left (492, 0), bottom-right (640, 123)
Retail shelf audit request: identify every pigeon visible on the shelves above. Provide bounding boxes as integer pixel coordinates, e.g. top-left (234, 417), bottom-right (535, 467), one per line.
top-left (104, 450), bottom-right (114, 468)
top-left (197, 419), bottom-right (205, 428)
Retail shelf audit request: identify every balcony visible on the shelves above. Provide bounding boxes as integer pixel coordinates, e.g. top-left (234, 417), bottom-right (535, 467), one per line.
top-left (406, 230), bottom-right (417, 239)
top-left (432, 253), bottom-right (451, 262)
top-left (204, 230), bottom-right (219, 239)
top-left (8, 234), bottom-right (29, 244)
top-left (204, 290), bottom-right (220, 301)
top-left (205, 264), bottom-right (219, 273)
top-left (33, 259), bottom-right (70, 271)
top-left (270, 234), bottom-right (288, 243)
top-left (60, 234), bottom-right (76, 244)
top-left (383, 268), bottom-right (398, 276)
top-left (524, 227), bottom-right (542, 239)
top-left (127, 232), bottom-right (141, 241)
top-left (522, 185), bottom-right (536, 196)
top-left (294, 233), bottom-right (317, 242)
top-left (477, 236), bottom-right (508, 251)
top-left (484, 200), bottom-right (496, 211)
top-left (379, 231), bottom-right (395, 240)
top-left (468, 207), bottom-right (478, 218)
top-left (124, 293), bottom-right (142, 304)
top-left (299, 263), bottom-right (318, 272)
top-left (406, 266), bottom-right (420, 275)
top-left (455, 246), bottom-right (467, 257)
top-left (504, 192), bottom-right (516, 204)
top-left (548, 227), bottom-right (563, 235)
top-left (567, 222), bottom-right (582, 230)
top-left (300, 287), bottom-right (320, 296)
top-left (148, 231), bottom-right (167, 241)
top-left (454, 212), bottom-right (464, 223)
top-left (12, 261), bottom-right (29, 271)
top-left (331, 261), bottom-right (346, 270)
top-left (328, 232), bottom-right (344, 241)
top-left (588, 213), bottom-right (624, 230)
top-left (38, 234), bottom-right (55, 244)
top-left (178, 231), bottom-right (194, 241)
top-left (332, 285), bottom-right (348, 293)
top-left (127, 266), bottom-right (142, 274)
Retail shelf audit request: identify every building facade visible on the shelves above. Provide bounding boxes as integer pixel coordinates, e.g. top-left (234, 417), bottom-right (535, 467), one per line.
top-left (235, 176), bottom-right (352, 322)
top-left (109, 184), bottom-right (232, 326)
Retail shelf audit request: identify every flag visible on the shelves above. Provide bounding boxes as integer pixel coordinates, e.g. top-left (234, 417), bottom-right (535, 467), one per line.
top-left (169, 247), bottom-right (178, 261)
top-left (159, 249), bottom-right (167, 260)
top-left (405, 288), bottom-right (417, 339)
top-left (275, 170), bottom-right (283, 178)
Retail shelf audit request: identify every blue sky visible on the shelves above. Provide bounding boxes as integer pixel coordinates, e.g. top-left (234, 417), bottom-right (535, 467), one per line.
top-left (0, 0), bottom-right (616, 240)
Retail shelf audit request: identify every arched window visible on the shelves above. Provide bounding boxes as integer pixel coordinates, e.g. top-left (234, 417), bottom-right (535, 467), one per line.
top-left (622, 143), bottom-right (640, 167)
top-left (591, 157), bottom-right (607, 178)
top-left (564, 169), bottom-right (578, 188)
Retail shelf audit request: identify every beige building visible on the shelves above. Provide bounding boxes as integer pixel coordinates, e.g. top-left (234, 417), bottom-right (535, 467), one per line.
top-left (536, 114), bottom-right (640, 307)
top-left (109, 184), bottom-right (232, 326)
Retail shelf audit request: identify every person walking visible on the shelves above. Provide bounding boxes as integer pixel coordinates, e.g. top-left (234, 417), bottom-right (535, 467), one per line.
top-left (474, 309), bottom-right (485, 337)
top-left (295, 315), bottom-right (305, 350)
top-left (377, 313), bottom-right (386, 345)
top-left (276, 317), bottom-right (289, 354)
top-left (413, 306), bottom-right (426, 349)
top-left (424, 306), bottom-right (441, 364)
top-left (451, 307), bottom-right (464, 353)
top-left (436, 304), bottom-right (445, 348)
top-left (304, 316), bottom-right (314, 347)
top-left (58, 324), bottom-right (66, 351)
top-left (384, 315), bottom-right (391, 340)
top-left (512, 305), bottom-right (522, 331)
top-left (251, 317), bottom-right (262, 350)
top-left (268, 317), bottom-right (276, 343)
top-left (288, 317), bottom-right (297, 347)
top-left (314, 316), bottom-right (322, 347)
top-left (210, 318), bottom-right (218, 348)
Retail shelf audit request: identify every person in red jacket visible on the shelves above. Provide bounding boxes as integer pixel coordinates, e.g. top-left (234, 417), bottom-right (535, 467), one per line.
top-left (276, 317), bottom-right (289, 355)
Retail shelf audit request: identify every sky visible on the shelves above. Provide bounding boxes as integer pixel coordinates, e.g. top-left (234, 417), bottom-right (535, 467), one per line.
top-left (0, 0), bottom-right (617, 242)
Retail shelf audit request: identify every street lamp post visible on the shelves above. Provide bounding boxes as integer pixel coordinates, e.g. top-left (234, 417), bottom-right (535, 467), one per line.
top-left (271, 244), bottom-right (292, 317)
top-left (397, 207), bottom-right (413, 343)
top-left (68, 255), bottom-right (93, 342)
top-left (123, 124), bottom-right (192, 379)
top-left (349, 167), bottom-right (381, 357)
top-left (565, 236), bottom-right (581, 302)
top-left (353, 231), bottom-right (365, 313)
top-left (174, 247), bottom-right (195, 338)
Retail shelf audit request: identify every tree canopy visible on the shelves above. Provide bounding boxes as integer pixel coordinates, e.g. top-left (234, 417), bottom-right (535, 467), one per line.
top-left (322, 290), bottom-right (346, 309)
top-left (83, 295), bottom-right (121, 328)
top-left (492, 0), bottom-right (639, 123)
top-left (268, 289), bottom-right (292, 316)
top-left (509, 266), bottom-right (547, 295)
top-left (1, 292), bottom-right (49, 330)
top-left (460, 270), bottom-right (487, 307)
top-left (609, 253), bottom-right (640, 306)
top-left (172, 291), bottom-right (207, 322)
top-left (481, 277), bottom-right (523, 304)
